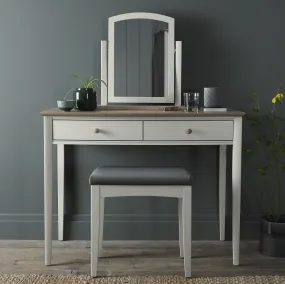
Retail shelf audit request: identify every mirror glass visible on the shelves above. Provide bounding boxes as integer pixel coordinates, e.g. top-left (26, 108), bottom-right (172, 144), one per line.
top-left (114, 19), bottom-right (168, 98)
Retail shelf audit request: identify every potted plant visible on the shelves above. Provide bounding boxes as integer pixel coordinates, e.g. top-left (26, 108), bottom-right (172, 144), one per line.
top-left (246, 89), bottom-right (285, 256)
top-left (72, 75), bottom-right (107, 111)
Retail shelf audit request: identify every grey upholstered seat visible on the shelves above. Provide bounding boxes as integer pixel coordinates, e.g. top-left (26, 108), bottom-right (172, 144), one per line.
top-left (89, 166), bottom-right (191, 186)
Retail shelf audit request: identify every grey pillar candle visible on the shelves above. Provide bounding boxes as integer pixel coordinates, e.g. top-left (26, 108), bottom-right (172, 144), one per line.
top-left (203, 87), bottom-right (220, 108)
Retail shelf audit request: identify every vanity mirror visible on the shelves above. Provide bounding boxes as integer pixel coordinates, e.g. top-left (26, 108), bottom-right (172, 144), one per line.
top-left (100, 12), bottom-right (182, 105)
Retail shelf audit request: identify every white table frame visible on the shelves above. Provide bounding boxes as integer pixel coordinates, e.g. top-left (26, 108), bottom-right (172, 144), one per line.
top-left (43, 115), bottom-right (242, 267)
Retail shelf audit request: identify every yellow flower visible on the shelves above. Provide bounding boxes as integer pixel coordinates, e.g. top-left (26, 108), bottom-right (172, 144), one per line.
top-left (272, 93), bottom-right (284, 104)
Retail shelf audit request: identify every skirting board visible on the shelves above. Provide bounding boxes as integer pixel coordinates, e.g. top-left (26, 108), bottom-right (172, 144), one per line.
top-left (0, 213), bottom-right (260, 240)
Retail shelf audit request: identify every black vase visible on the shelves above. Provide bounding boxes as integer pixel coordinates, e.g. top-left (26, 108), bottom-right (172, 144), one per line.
top-left (73, 88), bottom-right (97, 111)
top-left (260, 215), bottom-right (285, 257)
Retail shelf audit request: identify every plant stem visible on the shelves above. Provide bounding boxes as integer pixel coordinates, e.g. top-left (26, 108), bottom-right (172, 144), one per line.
top-left (257, 172), bottom-right (271, 218)
top-left (276, 159), bottom-right (282, 222)
top-left (253, 106), bottom-right (272, 217)
top-left (271, 109), bottom-right (277, 218)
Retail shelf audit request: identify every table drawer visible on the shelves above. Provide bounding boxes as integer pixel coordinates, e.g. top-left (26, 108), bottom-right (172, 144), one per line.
top-left (53, 120), bottom-right (143, 141)
top-left (144, 121), bottom-right (233, 141)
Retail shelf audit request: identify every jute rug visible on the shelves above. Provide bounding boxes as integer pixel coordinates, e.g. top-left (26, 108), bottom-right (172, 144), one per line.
top-left (0, 275), bottom-right (284, 284)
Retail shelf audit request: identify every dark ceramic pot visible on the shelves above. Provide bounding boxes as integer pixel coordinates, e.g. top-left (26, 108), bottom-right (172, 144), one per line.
top-left (260, 215), bottom-right (285, 257)
top-left (73, 88), bottom-right (97, 111)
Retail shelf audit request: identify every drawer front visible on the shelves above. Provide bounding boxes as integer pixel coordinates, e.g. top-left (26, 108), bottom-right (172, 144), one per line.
top-left (144, 121), bottom-right (233, 141)
top-left (53, 120), bottom-right (143, 141)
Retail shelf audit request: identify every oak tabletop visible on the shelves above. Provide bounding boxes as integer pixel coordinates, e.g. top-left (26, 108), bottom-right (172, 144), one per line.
top-left (41, 106), bottom-right (245, 117)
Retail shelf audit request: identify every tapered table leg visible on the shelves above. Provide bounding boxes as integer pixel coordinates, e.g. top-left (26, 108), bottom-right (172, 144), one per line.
top-left (44, 116), bottom-right (52, 265)
top-left (57, 144), bottom-right (64, 241)
top-left (219, 145), bottom-right (227, 241)
top-left (232, 117), bottom-right (242, 265)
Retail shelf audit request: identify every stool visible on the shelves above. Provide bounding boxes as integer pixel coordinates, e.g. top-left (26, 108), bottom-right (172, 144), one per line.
top-left (89, 166), bottom-right (192, 277)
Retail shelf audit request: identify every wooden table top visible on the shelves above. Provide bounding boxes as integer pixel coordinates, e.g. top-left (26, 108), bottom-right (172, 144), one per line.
top-left (41, 106), bottom-right (245, 117)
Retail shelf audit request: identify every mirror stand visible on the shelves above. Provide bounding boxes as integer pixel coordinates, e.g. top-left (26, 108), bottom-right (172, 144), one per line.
top-left (100, 13), bottom-right (182, 106)
top-left (100, 41), bottom-right (108, 106)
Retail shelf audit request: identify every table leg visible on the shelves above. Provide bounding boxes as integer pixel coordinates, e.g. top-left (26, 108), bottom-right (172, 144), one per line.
top-left (232, 117), bottom-right (242, 265)
top-left (44, 116), bottom-right (52, 265)
top-left (219, 145), bottom-right (227, 241)
top-left (57, 144), bottom-right (64, 241)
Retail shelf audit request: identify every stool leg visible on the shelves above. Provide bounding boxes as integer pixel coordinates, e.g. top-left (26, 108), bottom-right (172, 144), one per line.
top-left (99, 197), bottom-right (104, 257)
top-left (183, 186), bottom-right (192, 277)
top-left (91, 185), bottom-right (100, 277)
top-left (178, 198), bottom-right (184, 258)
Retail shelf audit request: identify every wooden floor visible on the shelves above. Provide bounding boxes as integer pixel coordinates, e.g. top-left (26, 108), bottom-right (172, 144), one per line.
top-left (0, 241), bottom-right (284, 277)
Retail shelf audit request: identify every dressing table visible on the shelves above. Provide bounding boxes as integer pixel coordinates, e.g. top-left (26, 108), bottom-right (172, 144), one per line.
top-left (41, 12), bottom-right (245, 270)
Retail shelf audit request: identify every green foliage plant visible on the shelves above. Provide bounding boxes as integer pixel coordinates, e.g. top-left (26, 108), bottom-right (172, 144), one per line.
top-left (72, 75), bottom-right (107, 90)
top-left (246, 90), bottom-right (285, 223)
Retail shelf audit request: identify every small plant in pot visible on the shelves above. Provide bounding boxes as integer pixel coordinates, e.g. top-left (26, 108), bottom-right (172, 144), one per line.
top-left (72, 75), bottom-right (107, 111)
top-left (246, 89), bottom-right (285, 257)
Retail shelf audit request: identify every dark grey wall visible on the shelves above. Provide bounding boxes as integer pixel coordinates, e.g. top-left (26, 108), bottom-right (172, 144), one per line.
top-left (0, 0), bottom-right (285, 240)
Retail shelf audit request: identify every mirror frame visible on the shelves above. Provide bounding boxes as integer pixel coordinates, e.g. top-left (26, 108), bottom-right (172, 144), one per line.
top-left (107, 12), bottom-right (175, 104)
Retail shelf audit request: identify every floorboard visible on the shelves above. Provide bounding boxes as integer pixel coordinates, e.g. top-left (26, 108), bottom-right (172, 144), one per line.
top-left (0, 241), bottom-right (284, 277)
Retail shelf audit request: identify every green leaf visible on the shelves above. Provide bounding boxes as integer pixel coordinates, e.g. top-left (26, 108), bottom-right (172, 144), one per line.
top-left (91, 78), bottom-right (108, 88)
top-left (258, 165), bottom-right (268, 176)
top-left (251, 120), bottom-right (259, 126)
top-left (266, 140), bottom-right (273, 146)
top-left (244, 148), bottom-right (252, 153)
top-left (72, 74), bottom-right (87, 88)
top-left (258, 169), bottom-right (267, 176)
top-left (282, 163), bottom-right (285, 170)
top-left (273, 154), bottom-right (279, 162)
top-left (71, 75), bottom-right (108, 90)
top-left (252, 108), bottom-right (259, 113)
top-left (255, 139), bottom-right (259, 145)
top-left (101, 79), bottom-right (108, 87)
top-left (91, 79), bottom-right (99, 88)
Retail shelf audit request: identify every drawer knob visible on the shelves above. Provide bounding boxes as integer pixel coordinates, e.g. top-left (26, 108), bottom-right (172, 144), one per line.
top-left (94, 128), bottom-right (100, 133)
top-left (186, 129), bottom-right (192, 134)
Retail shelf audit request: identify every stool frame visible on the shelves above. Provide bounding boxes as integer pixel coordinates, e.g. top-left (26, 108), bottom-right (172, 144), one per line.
top-left (91, 185), bottom-right (192, 277)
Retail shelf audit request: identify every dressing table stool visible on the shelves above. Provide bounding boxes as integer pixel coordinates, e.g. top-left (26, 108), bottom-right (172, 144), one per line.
top-left (89, 166), bottom-right (192, 277)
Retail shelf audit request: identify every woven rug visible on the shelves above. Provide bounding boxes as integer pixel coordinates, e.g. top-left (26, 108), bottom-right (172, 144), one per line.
top-left (0, 275), bottom-right (285, 284)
